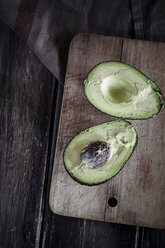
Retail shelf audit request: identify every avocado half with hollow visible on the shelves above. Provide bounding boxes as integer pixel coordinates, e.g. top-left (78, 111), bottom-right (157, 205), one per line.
top-left (84, 62), bottom-right (164, 119)
top-left (64, 120), bottom-right (137, 185)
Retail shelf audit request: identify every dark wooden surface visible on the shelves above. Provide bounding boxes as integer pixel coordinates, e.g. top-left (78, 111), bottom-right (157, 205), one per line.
top-left (0, 20), bottom-right (165, 248)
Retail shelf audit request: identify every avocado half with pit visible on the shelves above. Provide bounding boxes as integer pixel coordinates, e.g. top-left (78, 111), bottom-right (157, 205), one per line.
top-left (84, 62), bottom-right (164, 119)
top-left (64, 120), bottom-right (137, 185)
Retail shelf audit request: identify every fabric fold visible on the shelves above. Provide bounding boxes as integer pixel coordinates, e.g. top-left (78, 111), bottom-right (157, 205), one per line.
top-left (0, 0), bottom-right (165, 84)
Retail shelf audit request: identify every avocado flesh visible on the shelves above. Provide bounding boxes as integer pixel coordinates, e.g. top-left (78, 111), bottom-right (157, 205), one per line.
top-left (64, 120), bottom-right (137, 185)
top-left (85, 62), bottom-right (164, 119)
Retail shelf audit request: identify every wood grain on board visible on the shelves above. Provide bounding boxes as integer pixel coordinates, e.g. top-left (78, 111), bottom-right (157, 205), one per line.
top-left (49, 33), bottom-right (165, 228)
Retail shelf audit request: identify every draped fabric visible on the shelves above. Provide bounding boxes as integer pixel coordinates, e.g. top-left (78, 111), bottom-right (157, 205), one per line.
top-left (0, 0), bottom-right (165, 84)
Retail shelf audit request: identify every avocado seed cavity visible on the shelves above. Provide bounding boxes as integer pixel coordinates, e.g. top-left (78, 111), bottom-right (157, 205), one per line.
top-left (100, 76), bottom-right (133, 103)
top-left (81, 141), bottom-right (110, 169)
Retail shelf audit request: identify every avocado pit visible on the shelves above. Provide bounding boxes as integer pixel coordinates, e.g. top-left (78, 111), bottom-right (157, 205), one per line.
top-left (81, 141), bottom-right (110, 169)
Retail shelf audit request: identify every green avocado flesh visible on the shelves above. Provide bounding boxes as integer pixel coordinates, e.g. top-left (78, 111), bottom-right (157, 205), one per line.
top-left (84, 62), bottom-right (164, 119)
top-left (64, 120), bottom-right (137, 185)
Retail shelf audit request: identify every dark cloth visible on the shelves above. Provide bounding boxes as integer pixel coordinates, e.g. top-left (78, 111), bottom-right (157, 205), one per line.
top-left (0, 0), bottom-right (165, 84)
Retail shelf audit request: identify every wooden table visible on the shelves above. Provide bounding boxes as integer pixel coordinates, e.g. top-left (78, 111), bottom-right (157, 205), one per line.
top-left (0, 20), bottom-right (165, 248)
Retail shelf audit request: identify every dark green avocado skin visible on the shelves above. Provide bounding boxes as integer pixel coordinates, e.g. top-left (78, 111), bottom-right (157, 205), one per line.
top-left (84, 61), bottom-right (165, 120)
top-left (63, 120), bottom-right (138, 186)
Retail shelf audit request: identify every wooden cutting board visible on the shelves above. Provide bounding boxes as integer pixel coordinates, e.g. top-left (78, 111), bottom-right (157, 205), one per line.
top-left (49, 34), bottom-right (165, 228)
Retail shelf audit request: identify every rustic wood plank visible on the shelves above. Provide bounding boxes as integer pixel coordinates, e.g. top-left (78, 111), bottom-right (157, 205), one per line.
top-left (81, 220), bottom-right (139, 248)
top-left (0, 21), bottom-right (55, 248)
top-left (41, 215), bottom-right (138, 248)
top-left (140, 228), bottom-right (165, 248)
top-left (49, 33), bottom-right (165, 228)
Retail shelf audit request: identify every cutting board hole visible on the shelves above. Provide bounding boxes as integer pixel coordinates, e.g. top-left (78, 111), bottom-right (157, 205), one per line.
top-left (108, 197), bottom-right (118, 207)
